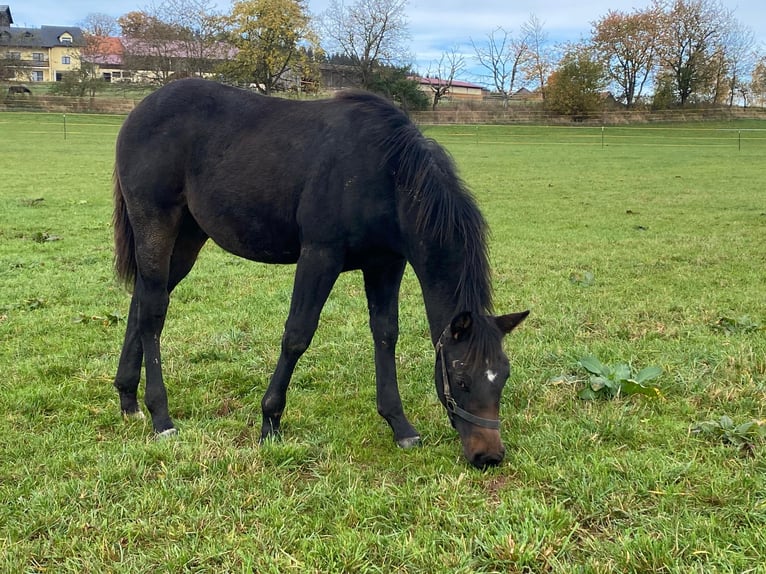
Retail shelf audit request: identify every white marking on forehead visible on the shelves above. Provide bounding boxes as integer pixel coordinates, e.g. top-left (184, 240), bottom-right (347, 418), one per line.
top-left (486, 369), bottom-right (498, 383)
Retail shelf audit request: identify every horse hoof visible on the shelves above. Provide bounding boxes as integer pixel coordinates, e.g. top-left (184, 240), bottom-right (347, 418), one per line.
top-left (156, 428), bottom-right (178, 440)
top-left (396, 436), bottom-right (421, 449)
top-left (123, 410), bottom-right (146, 421)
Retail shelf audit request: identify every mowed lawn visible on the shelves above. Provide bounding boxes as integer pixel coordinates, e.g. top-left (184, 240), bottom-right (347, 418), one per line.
top-left (1, 110), bottom-right (765, 573)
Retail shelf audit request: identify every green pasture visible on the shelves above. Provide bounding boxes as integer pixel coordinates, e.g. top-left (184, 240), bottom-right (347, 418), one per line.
top-left (1, 111), bottom-right (765, 572)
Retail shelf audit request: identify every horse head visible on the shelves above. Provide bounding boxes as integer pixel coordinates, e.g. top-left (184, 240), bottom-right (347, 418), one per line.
top-left (435, 310), bottom-right (529, 469)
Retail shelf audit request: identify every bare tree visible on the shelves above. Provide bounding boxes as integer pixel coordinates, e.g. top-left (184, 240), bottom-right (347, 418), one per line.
top-left (718, 19), bottom-right (757, 106)
top-left (119, 10), bottom-right (184, 84)
top-left (472, 26), bottom-right (530, 107)
top-left (320, 0), bottom-right (410, 90)
top-left (156, 0), bottom-right (223, 78)
top-left (520, 14), bottom-right (552, 100)
top-left (79, 13), bottom-right (119, 37)
top-left (751, 57), bottom-right (766, 107)
top-left (425, 47), bottom-right (465, 110)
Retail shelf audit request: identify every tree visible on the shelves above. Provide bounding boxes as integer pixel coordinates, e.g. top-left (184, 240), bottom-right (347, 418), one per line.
top-left (751, 57), bottom-right (766, 107)
top-left (79, 13), bottom-right (119, 82)
top-left (472, 26), bottom-right (530, 107)
top-left (655, 0), bottom-right (729, 105)
top-left (320, 0), bottom-right (410, 90)
top-left (425, 47), bottom-right (465, 110)
top-left (520, 14), bottom-right (553, 100)
top-left (119, 10), bottom-right (187, 84)
top-left (545, 45), bottom-right (608, 117)
top-left (591, 7), bottom-right (661, 107)
top-left (218, 0), bottom-right (319, 94)
top-left (367, 66), bottom-right (428, 111)
top-left (157, 0), bottom-right (224, 78)
top-left (718, 19), bottom-right (757, 106)
top-left (79, 13), bottom-right (119, 37)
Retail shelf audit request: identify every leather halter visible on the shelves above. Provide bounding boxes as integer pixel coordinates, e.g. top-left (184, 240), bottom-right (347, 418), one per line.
top-left (434, 327), bottom-right (501, 430)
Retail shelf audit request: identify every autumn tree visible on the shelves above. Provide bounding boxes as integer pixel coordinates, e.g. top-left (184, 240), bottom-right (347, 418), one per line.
top-left (472, 26), bottom-right (530, 107)
top-left (218, 0), bottom-right (318, 94)
top-left (425, 47), bottom-right (465, 110)
top-left (545, 45), bottom-right (608, 117)
top-left (591, 7), bottom-right (661, 107)
top-left (320, 0), bottom-right (410, 90)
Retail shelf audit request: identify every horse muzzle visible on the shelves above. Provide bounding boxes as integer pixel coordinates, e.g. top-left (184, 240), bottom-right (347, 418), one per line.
top-left (461, 428), bottom-right (506, 469)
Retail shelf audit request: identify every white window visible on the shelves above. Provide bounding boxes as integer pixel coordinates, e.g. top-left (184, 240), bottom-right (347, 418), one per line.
top-left (32, 52), bottom-right (44, 62)
top-left (62, 56), bottom-right (70, 65)
top-left (31, 71), bottom-right (44, 82)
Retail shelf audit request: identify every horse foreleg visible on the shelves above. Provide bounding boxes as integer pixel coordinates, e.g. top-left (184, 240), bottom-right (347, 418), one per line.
top-left (260, 247), bottom-right (343, 442)
top-left (363, 259), bottom-right (420, 448)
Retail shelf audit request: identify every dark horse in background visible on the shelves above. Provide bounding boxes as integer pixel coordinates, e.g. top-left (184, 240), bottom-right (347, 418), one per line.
top-left (112, 79), bottom-right (528, 468)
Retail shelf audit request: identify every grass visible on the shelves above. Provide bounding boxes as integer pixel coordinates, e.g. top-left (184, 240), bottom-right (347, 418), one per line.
top-left (1, 112), bottom-right (766, 572)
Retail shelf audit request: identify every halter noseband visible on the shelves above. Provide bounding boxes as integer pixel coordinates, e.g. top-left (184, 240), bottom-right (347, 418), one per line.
top-left (434, 327), bottom-right (501, 430)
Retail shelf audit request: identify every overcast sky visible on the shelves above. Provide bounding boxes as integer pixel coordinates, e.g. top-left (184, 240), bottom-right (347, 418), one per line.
top-left (9, 0), bottom-right (766, 81)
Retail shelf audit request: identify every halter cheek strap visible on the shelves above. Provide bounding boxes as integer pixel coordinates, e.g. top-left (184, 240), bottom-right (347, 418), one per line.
top-left (435, 328), bottom-right (501, 430)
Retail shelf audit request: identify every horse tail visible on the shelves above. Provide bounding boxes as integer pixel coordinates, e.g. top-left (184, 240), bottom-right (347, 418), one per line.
top-left (112, 169), bottom-right (137, 289)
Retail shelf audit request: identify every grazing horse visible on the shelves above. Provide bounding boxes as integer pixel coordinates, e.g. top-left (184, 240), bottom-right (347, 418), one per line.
top-left (112, 79), bottom-right (528, 468)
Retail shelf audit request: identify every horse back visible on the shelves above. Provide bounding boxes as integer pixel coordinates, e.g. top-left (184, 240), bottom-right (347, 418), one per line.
top-left (115, 80), bottom-right (403, 265)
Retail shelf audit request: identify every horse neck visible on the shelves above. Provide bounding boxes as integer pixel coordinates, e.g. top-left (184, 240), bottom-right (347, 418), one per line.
top-left (406, 235), bottom-right (491, 345)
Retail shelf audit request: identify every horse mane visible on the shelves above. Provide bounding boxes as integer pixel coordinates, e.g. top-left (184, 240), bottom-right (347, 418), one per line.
top-left (335, 91), bottom-right (493, 316)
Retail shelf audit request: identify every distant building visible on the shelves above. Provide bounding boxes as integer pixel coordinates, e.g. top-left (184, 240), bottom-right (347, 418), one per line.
top-left (411, 76), bottom-right (487, 101)
top-left (1, 5), bottom-right (84, 82)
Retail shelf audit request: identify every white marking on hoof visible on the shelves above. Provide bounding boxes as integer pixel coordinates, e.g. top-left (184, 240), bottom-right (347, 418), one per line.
top-left (123, 410), bottom-right (146, 421)
top-left (486, 369), bottom-right (498, 383)
top-left (156, 428), bottom-right (178, 439)
top-left (397, 436), bottom-right (422, 449)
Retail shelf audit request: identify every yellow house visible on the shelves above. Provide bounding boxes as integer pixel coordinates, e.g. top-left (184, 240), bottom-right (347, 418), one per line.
top-left (1, 5), bottom-right (84, 82)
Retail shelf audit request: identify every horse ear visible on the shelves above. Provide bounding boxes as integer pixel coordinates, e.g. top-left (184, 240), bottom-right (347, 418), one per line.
top-left (450, 311), bottom-right (473, 341)
top-left (495, 310), bottom-right (530, 335)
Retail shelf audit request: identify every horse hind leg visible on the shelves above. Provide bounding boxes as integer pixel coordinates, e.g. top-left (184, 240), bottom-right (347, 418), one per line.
top-left (114, 220), bottom-right (206, 422)
top-left (117, 210), bottom-right (206, 435)
top-left (114, 294), bottom-right (144, 419)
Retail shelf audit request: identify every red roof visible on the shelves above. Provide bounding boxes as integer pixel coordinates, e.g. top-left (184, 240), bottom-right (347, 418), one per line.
top-left (412, 76), bottom-right (484, 90)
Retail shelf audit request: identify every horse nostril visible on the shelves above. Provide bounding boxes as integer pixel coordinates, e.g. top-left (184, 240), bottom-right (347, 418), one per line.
top-left (471, 450), bottom-right (504, 469)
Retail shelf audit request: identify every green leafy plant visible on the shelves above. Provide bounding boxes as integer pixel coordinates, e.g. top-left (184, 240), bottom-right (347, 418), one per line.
top-left (712, 315), bottom-right (763, 334)
top-left (577, 355), bottom-right (663, 400)
top-left (20, 197), bottom-right (45, 207)
top-left (569, 270), bottom-right (595, 287)
top-left (31, 231), bottom-right (61, 243)
top-left (693, 415), bottom-right (766, 450)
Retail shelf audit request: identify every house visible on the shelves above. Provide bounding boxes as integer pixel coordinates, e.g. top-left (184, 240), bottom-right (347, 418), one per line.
top-left (412, 76), bottom-right (486, 101)
top-left (84, 36), bottom-right (127, 82)
top-left (1, 5), bottom-right (84, 82)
